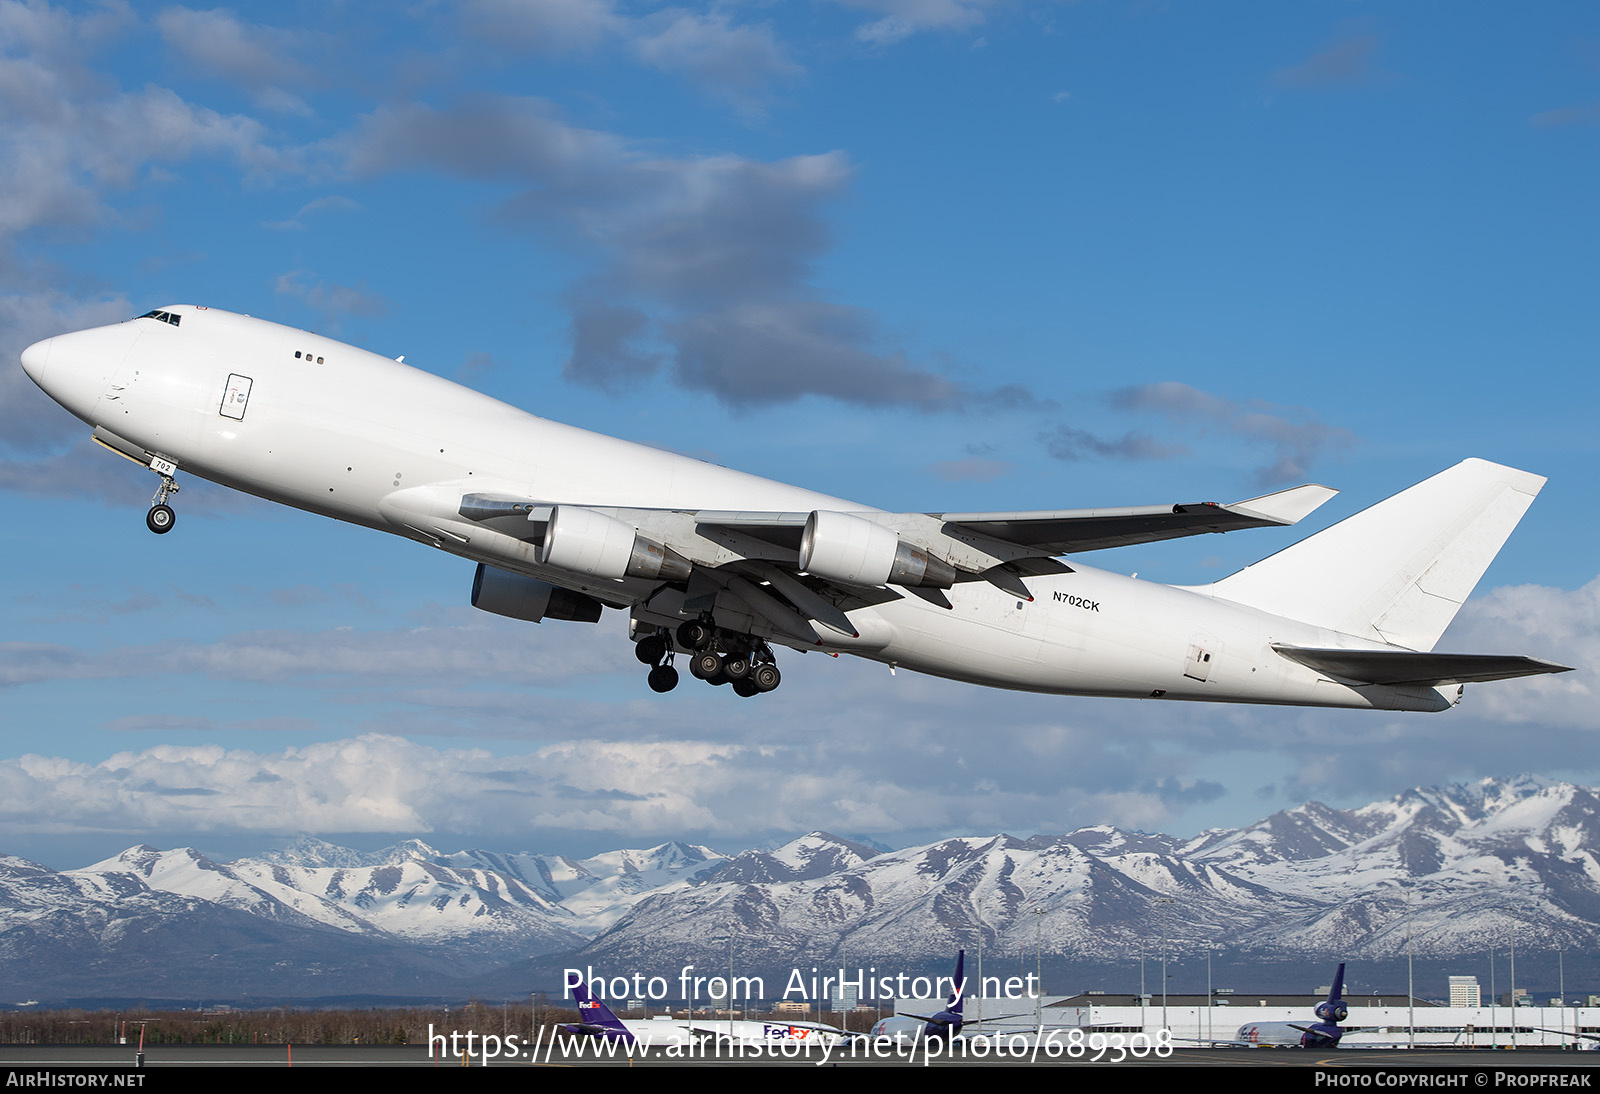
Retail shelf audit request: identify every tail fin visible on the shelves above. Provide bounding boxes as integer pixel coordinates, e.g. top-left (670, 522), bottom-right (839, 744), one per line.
top-left (949, 949), bottom-right (966, 1016)
top-left (1314, 963), bottom-right (1349, 1026)
top-left (1207, 459), bottom-right (1545, 651)
top-left (571, 983), bottom-right (634, 1042)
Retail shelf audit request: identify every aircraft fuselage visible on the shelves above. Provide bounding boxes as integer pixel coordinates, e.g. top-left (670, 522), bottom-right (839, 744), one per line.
top-left (19, 307), bottom-right (1513, 711)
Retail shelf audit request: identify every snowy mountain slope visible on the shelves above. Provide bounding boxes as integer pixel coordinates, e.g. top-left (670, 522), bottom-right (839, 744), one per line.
top-left (4, 776), bottom-right (1600, 1000)
top-left (580, 777), bottom-right (1600, 968)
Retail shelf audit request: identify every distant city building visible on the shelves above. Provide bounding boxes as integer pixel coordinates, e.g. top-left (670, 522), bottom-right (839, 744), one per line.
top-left (830, 987), bottom-right (858, 1013)
top-left (1448, 976), bottom-right (1481, 1007)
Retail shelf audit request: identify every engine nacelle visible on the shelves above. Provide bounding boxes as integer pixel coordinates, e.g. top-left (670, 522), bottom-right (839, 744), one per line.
top-left (1315, 1001), bottom-right (1348, 1024)
top-left (538, 505), bottom-right (691, 582)
top-left (471, 564), bottom-right (604, 623)
top-left (798, 511), bottom-right (955, 589)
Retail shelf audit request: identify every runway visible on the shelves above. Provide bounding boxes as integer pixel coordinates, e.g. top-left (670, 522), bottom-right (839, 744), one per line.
top-left (3, 1044), bottom-right (1599, 1068)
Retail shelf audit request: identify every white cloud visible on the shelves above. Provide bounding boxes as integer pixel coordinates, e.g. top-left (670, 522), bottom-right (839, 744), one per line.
top-left (274, 269), bottom-right (389, 324)
top-left (827, 0), bottom-right (999, 45)
top-left (1271, 34), bottom-right (1381, 89)
top-left (629, 9), bottom-right (800, 111)
top-left (1439, 576), bottom-right (1598, 729)
top-left (345, 97), bottom-right (1011, 410)
top-left (1106, 381), bottom-right (1355, 486)
top-left (0, 5), bottom-right (298, 262)
top-left (1, 574), bottom-right (1588, 850)
top-left (460, 0), bottom-right (798, 108)
top-left (463, 0), bottom-right (623, 54)
top-left (155, 6), bottom-right (319, 114)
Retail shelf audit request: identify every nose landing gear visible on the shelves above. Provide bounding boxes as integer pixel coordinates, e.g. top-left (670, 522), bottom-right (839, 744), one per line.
top-left (146, 465), bottom-right (180, 535)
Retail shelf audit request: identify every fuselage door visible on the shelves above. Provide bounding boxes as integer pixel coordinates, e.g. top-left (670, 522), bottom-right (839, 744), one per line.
top-left (1184, 634), bottom-right (1218, 682)
top-left (220, 373), bottom-right (253, 420)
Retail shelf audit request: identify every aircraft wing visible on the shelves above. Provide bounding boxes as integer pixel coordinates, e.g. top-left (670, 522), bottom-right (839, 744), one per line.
top-left (453, 482), bottom-right (1336, 573)
top-left (694, 483), bottom-right (1338, 559)
top-left (1272, 646), bottom-right (1573, 686)
top-left (929, 484), bottom-right (1338, 555)
top-left (433, 482), bottom-right (1343, 633)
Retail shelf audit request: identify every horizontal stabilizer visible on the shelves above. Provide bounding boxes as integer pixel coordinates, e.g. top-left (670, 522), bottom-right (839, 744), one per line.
top-left (1272, 645), bottom-right (1573, 687)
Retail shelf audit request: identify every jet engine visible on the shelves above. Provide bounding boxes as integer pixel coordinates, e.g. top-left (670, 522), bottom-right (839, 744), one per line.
top-left (799, 510), bottom-right (955, 588)
top-left (1314, 999), bottom-right (1348, 1024)
top-left (471, 564), bottom-right (604, 623)
top-left (538, 505), bottom-right (691, 582)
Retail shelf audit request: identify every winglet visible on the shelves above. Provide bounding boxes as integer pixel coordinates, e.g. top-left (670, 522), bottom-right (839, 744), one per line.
top-left (1226, 484), bottom-right (1338, 526)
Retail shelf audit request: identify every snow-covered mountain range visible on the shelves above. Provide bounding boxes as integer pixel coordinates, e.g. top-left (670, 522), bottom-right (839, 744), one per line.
top-left (589, 775), bottom-right (1600, 973)
top-left (4, 776), bottom-right (1597, 1001)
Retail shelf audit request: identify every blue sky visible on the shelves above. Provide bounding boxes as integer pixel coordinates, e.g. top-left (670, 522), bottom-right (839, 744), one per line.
top-left (0, 1), bottom-right (1596, 868)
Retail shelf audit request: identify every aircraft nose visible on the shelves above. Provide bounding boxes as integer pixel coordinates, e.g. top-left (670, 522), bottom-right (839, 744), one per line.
top-left (20, 337), bottom-right (52, 385)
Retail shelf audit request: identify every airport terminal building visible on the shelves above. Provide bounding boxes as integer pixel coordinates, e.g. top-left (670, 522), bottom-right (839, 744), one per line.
top-left (897, 992), bottom-right (1600, 1049)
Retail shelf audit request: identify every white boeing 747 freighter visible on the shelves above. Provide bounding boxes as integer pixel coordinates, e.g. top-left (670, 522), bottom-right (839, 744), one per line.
top-left (20, 306), bottom-right (1569, 706)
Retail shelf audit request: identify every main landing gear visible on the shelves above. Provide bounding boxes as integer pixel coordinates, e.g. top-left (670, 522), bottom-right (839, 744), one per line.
top-left (146, 468), bottom-right (180, 535)
top-left (678, 617), bottom-right (781, 698)
top-left (631, 618), bottom-right (784, 697)
top-left (635, 631), bottom-right (680, 693)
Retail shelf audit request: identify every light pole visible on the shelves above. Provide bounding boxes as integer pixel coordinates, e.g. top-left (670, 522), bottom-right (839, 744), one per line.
top-left (1139, 938), bottom-right (1147, 1036)
top-left (1509, 929), bottom-right (1517, 1050)
top-left (976, 923), bottom-right (984, 1032)
top-left (1031, 904), bottom-right (1045, 1031)
top-left (1153, 896), bottom-right (1176, 1036)
top-left (1206, 946), bottom-right (1214, 1045)
top-left (1405, 883), bottom-right (1415, 1050)
top-left (1560, 949), bottom-right (1567, 1044)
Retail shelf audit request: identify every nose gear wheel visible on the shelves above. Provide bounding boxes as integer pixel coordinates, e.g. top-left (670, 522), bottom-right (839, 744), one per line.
top-left (146, 469), bottom-right (180, 535)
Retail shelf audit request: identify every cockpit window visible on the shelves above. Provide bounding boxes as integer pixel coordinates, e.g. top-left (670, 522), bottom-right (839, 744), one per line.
top-left (136, 310), bottom-right (181, 327)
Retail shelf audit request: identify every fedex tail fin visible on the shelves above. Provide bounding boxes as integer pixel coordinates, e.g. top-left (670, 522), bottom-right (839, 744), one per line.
top-left (1314, 963), bottom-right (1349, 1026)
top-left (949, 948), bottom-right (966, 1017)
top-left (568, 983), bottom-right (635, 1044)
top-left (1207, 459), bottom-right (1545, 651)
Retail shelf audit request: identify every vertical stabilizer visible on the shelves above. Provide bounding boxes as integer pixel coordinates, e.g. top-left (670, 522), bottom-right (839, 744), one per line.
top-left (1207, 459), bottom-right (1545, 651)
top-left (950, 948), bottom-right (966, 1018)
top-left (568, 983), bottom-right (637, 1045)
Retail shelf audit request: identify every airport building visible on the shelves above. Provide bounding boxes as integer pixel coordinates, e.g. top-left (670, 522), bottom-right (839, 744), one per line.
top-left (892, 992), bottom-right (1599, 1049)
top-left (1449, 976), bottom-right (1482, 1007)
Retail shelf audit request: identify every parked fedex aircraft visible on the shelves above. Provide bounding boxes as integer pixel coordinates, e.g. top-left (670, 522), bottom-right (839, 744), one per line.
top-left (1233, 963), bottom-right (1351, 1048)
top-left (20, 306), bottom-right (1570, 705)
top-left (563, 983), bottom-right (846, 1049)
top-left (869, 948), bottom-right (967, 1044)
